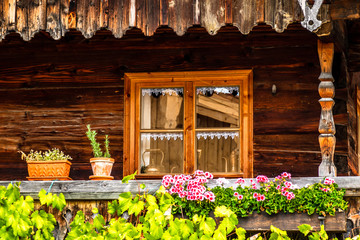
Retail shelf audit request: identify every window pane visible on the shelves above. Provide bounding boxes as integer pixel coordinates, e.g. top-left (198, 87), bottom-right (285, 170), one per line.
top-left (140, 133), bottom-right (183, 174)
top-left (196, 131), bottom-right (240, 173)
top-left (141, 88), bottom-right (184, 129)
top-left (196, 86), bottom-right (240, 128)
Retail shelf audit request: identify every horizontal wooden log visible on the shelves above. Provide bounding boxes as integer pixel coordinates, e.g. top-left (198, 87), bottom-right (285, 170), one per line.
top-left (0, 177), bottom-right (359, 200)
top-left (237, 212), bottom-right (346, 232)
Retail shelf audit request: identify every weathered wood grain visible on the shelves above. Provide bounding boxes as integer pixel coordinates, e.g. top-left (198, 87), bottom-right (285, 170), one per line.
top-left (264, 0), bottom-right (296, 33)
top-left (237, 212), bottom-right (346, 232)
top-left (318, 40), bottom-right (336, 177)
top-left (0, 0), bottom-right (352, 41)
top-left (28, 0), bottom-right (47, 40)
top-left (224, 0), bottom-right (232, 24)
top-left (46, 0), bottom-right (62, 40)
top-left (159, 0), bottom-right (168, 25)
top-left (0, 177), bottom-right (359, 199)
top-left (1, 0), bottom-right (17, 36)
top-left (16, 0), bottom-right (29, 40)
top-left (99, 0), bottom-right (108, 28)
top-left (330, 0), bottom-right (360, 20)
top-left (199, 0), bottom-right (225, 35)
top-left (168, 0), bottom-right (193, 36)
top-left (60, 0), bottom-right (70, 35)
top-left (108, 0), bottom-right (130, 38)
top-left (233, 0), bottom-right (264, 34)
top-left (136, 0), bottom-right (160, 36)
top-left (77, 0), bottom-right (101, 39)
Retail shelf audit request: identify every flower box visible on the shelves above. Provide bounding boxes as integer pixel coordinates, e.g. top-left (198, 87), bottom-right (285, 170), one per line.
top-left (237, 212), bottom-right (346, 232)
top-left (26, 160), bottom-right (72, 181)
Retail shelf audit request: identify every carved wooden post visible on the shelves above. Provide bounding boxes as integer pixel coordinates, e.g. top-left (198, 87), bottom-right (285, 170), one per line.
top-left (317, 40), bottom-right (336, 177)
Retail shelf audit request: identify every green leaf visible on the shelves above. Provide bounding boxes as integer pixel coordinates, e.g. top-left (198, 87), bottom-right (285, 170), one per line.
top-left (189, 232), bottom-right (199, 240)
top-left (181, 220), bottom-right (194, 238)
top-left (200, 235), bottom-right (212, 240)
top-left (200, 217), bottom-right (216, 237)
top-left (31, 211), bottom-right (45, 229)
top-left (93, 215), bottom-right (106, 230)
top-left (218, 217), bottom-right (236, 235)
top-left (146, 194), bottom-right (158, 206)
top-left (140, 183), bottom-right (146, 189)
top-left (236, 227), bottom-right (246, 240)
top-left (118, 192), bottom-right (132, 214)
top-left (213, 228), bottom-right (227, 240)
top-left (6, 183), bottom-right (20, 204)
top-left (298, 224), bottom-right (313, 236)
top-left (128, 200), bottom-right (144, 216)
top-left (214, 206), bottom-right (234, 218)
top-left (108, 200), bottom-right (119, 215)
top-left (270, 225), bottom-right (290, 240)
top-left (51, 193), bottom-right (66, 211)
top-left (38, 190), bottom-right (53, 207)
top-left (122, 171), bottom-right (137, 184)
top-left (150, 224), bottom-right (163, 239)
top-left (92, 207), bottom-right (99, 214)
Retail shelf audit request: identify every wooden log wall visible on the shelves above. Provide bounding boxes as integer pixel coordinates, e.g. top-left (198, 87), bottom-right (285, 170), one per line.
top-left (0, 0), bottom-right (332, 42)
top-left (0, 24), bottom-right (351, 180)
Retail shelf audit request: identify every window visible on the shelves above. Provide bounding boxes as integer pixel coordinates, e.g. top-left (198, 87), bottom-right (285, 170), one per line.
top-left (124, 70), bottom-right (253, 178)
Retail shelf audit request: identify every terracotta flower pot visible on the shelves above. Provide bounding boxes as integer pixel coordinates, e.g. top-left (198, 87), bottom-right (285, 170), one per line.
top-left (26, 160), bottom-right (72, 181)
top-left (89, 157), bottom-right (114, 180)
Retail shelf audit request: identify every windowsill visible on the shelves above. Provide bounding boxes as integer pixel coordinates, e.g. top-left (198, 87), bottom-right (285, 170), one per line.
top-left (0, 176), bottom-right (360, 200)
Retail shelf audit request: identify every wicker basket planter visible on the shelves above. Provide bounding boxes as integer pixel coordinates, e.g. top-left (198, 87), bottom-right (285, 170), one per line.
top-left (26, 160), bottom-right (72, 181)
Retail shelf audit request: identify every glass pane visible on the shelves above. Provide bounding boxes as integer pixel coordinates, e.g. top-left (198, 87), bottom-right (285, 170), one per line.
top-left (141, 88), bottom-right (184, 129)
top-left (196, 86), bottom-right (240, 128)
top-left (196, 131), bottom-right (240, 173)
top-left (140, 133), bottom-right (183, 174)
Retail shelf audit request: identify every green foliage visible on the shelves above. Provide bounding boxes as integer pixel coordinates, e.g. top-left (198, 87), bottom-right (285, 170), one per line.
top-left (0, 182), bottom-right (57, 240)
top-left (0, 186), bottom-right (353, 239)
top-left (38, 189), bottom-right (66, 211)
top-left (0, 174), bottom-right (351, 240)
top-left (18, 148), bottom-right (72, 162)
top-left (86, 125), bottom-right (111, 158)
top-left (121, 170), bottom-right (137, 184)
top-left (171, 179), bottom-right (348, 219)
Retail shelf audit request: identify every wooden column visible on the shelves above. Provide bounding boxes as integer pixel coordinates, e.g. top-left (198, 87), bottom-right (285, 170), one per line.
top-left (317, 40), bottom-right (336, 177)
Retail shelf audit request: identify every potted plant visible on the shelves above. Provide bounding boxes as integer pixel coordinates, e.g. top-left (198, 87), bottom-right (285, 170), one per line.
top-left (19, 148), bottom-right (72, 181)
top-left (86, 125), bottom-right (115, 180)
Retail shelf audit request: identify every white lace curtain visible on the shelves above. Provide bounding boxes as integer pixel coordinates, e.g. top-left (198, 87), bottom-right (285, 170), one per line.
top-left (196, 86), bottom-right (239, 96)
top-left (141, 133), bottom-right (183, 141)
top-left (141, 88), bottom-right (183, 96)
top-left (196, 132), bottom-right (239, 140)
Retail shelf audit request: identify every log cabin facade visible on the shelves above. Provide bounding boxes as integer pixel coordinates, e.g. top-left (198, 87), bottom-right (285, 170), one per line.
top-left (0, 0), bottom-right (359, 180)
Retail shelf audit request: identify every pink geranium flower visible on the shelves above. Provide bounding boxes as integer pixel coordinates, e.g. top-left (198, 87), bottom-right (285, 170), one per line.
top-left (324, 177), bottom-right (335, 185)
top-left (235, 178), bottom-right (245, 184)
top-left (284, 181), bottom-right (292, 188)
top-left (205, 172), bottom-right (213, 179)
top-left (320, 187), bottom-right (330, 192)
top-left (281, 172), bottom-right (291, 179)
top-left (257, 194), bottom-right (265, 201)
top-left (256, 175), bottom-right (269, 183)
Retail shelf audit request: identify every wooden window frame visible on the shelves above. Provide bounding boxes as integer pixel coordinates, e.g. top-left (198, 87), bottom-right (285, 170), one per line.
top-left (124, 70), bottom-right (253, 178)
